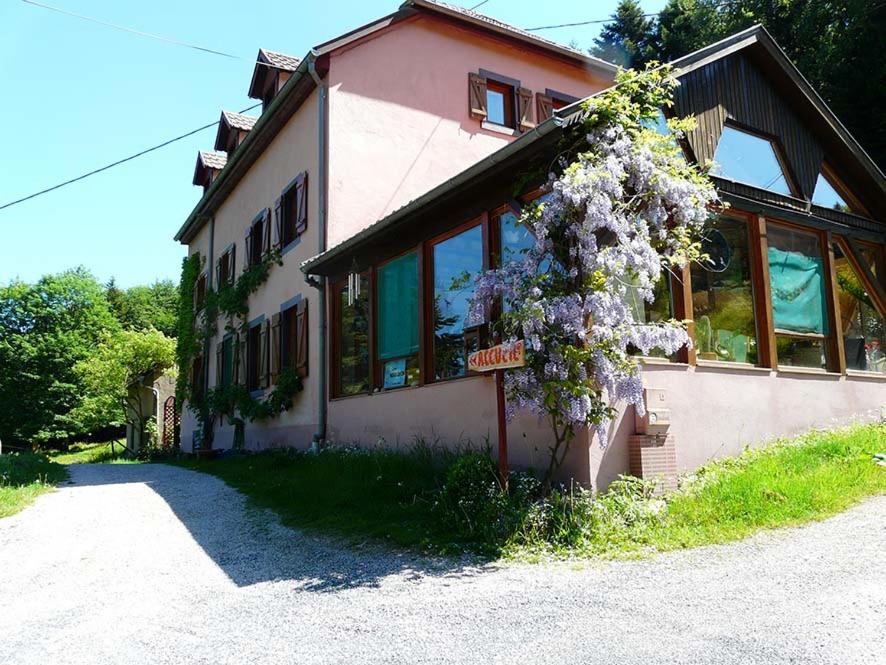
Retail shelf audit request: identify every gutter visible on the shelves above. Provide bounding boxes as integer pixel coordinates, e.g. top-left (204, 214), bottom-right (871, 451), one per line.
top-left (307, 54), bottom-right (329, 448)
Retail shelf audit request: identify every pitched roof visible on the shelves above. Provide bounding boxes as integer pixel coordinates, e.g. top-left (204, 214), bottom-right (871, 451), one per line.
top-left (260, 49), bottom-right (300, 71)
top-left (193, 151), bottom-right (228, 187)
top-left (222, 110), bottom-right (258, 132)
top-left (404, 0), bottom-right (615, 73)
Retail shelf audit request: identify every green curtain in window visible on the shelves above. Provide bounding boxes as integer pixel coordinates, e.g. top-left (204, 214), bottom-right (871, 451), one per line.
top-left (768, 247), bottom-right (829, 335)
top-left (377, 252), bottom-right (419, 361)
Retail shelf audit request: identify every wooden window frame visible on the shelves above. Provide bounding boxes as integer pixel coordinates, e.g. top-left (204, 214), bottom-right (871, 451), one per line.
top-left (423, 214), bottom-right (489, 385)
top-left (331, 272), bottom-right (373, 399)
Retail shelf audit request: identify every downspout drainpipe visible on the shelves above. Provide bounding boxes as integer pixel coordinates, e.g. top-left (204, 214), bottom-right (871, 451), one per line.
top-left (204, 216), bottom-right (215, 448)
top-left (308, 54), bottom-right (328, 449)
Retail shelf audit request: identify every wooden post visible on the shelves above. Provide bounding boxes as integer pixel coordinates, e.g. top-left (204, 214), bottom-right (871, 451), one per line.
top-left (495, 368), bottom-right (508, 490)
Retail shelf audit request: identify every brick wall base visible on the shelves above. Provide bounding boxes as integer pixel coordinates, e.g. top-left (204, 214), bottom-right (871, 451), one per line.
top-left (628, 434), bottom-right (677, 494)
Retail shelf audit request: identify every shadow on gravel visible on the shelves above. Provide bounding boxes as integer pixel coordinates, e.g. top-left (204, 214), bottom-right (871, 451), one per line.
top-left (67, 463), bottom-right (486, 592)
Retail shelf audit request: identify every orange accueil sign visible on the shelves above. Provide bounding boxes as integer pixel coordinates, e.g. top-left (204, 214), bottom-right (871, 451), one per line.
top-left (467, 340), bottom-right (526, 372)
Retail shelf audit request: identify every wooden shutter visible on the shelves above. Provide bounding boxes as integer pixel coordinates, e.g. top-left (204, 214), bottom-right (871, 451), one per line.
top-left (259, 320), bottom-right (270, 389)
top-left (214, 257), bottom-right (222, 289)
top-left (468, 73), bottom-right (487, 120)
top-left (261, 208), bottom-right (272, 258)
top-left (229, 244), bottom-right (236, 281)
top-left (270, 312), bottom-right (282, 383)
top-left (273, 197), bottom-right (283, 250)
top-left (295, 298), bottom-right (309, 377)
top-left (245, 226), bottom-right (254, 268)
top-left (536, 93), bottom-right (553, 124)
top-left (215, 342), bottom-right (224, 387)
top-left (295, 173), bottom-right (308, 236)
top-left (517, 88), bottom-right (534, 132)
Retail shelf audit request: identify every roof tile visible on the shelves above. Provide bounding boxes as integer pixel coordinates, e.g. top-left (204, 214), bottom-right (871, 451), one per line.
top-left (222, 111), bottom-right (258, 132)
top-left (199, 151), bottom-right (228, 170)
top-left (259, 49), bottom-right (300, 71)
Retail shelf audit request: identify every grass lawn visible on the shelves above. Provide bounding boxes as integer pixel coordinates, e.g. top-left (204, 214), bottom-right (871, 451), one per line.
top-left (47, 440), bottom-right (140, 465)
top-left (0, 453), bottom-right (68, 519)
top-left (176, 424), bottom-right (886, 558)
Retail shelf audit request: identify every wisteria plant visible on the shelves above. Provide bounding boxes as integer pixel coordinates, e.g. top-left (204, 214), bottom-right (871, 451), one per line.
top-left (469, 64), bottom-right (720, 487)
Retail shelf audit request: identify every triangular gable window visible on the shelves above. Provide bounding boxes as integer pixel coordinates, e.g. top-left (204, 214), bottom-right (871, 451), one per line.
top-left (712, 126), bottom-right (793, 196)
top-left (812, 172), bottom-right (850, 212)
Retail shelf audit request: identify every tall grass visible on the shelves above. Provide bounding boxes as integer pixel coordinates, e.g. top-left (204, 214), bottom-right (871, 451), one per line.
top-left (48, 440), bottom-right (140, 464)
top-left (0, 453), bottom-right (68, 518)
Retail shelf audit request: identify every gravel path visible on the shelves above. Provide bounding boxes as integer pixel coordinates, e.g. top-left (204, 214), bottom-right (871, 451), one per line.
top-left (1, 463), bottom-right (883, 665)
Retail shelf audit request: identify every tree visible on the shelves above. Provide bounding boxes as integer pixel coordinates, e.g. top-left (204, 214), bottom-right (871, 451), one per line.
top-left (0, 268), bottom-right (121, 447)
top-left (591, 0), bottom-right (656, 68)
top-left (72, 328), bottom-right (176, 447)
top-left (106, 279), bottom-right (179, 337)
top-left (469, 66), bottom-right (718, 487)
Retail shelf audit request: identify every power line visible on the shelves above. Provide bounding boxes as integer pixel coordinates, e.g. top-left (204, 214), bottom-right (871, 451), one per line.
top-left (469, 1), bottom-right (491, 10)
top-left (21, 0), bottom-right (243, 59)
top-left (525, 0), bottom-right (738, 32)
top-left (0, 104), bottom-right (261, 212)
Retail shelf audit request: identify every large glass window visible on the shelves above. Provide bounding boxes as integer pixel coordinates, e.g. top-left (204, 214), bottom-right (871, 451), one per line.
top-left (499, 210), bottom-right (534, 265)
top-left (833, 242), bottom-right (885, 372)
top-left (813, 173), bottom-right (850, 212)
top-left (712, 126), bottom-right (793, 196)
top-left (377, 251), bottom-right (420, 389)
top-left (690, 217), bottom-right (758, 364)
top-left (627, 275), bottom-right (675, 360)
top-left (336, 275), bottom-right (371, 395)
top-left (767, 225), bottom-right (829, 369)
top-left (432, 225), bottom-right (485, 380)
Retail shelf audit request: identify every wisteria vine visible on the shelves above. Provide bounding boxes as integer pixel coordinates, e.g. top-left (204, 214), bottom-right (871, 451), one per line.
top-left (468, 64), bottom-right (720, 483)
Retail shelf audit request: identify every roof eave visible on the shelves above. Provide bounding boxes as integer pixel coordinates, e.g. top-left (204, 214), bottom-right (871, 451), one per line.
top-left (175, 54), bottom-right (319, 243)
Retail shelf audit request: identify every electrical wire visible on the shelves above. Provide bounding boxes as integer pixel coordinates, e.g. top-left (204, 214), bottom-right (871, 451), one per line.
top-left (21, 0), bottom-right (243, 59)
top-left (0, 104), bottom-right (261, 212)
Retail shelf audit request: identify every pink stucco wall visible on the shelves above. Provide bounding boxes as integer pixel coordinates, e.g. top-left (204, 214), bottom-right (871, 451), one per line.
top-left (326, 15), bottom-right (611, 246)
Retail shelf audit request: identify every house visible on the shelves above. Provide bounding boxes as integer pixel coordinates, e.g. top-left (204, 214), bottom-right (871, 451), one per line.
top-left (125, 368), bottom-right (176, 455)
top-left (177, 3), bottom-right (886, 489)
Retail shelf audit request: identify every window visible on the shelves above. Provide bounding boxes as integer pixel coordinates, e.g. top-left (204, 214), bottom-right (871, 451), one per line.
top-left (246, 320), bottom-right (267, 392)
top-left (712, 126), bottom-right (793, 196)
top-left (498, 209), bottom-right (534, 266)
top-left (280, 298), bottom-right (309, 377)
top-left (767, 224), bottom-right (829, 369)
top-left (431, 225), bottom-right (485, 380)
top-left (690, 217), bottom-right (758, 364)
top-left (277, 172), bottom-right (308, 249)
top-left (191, 354), bottom-right (204, 401)
top-left (216, 245), bottom-right (236, 287)
top-left (626, 273), bottom-right (676, 360)
top-left (193, 273), bottom-right (207, 312)
top-left (246, 209), bottom-right (270, 268)
top-left (377, 251), bottom-right (420, 389)
top-left (486, 80), bottom-right (515, 128)
top-left (216, 336), bottom-right (234, 387)
top-left (813, 172), bottom-right (850, 212)
top-left (833, 241), bottom-right (885, 372)
top-left (335, 275), bottom-right (371, 396)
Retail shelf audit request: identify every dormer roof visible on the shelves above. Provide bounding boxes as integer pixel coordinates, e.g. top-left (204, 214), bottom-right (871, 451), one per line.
top-left (214, 111), bottom-right (258, 152)
top-left (248, 49), bottom-right (301, 101)
top-left (192, 151), bottom-right (227, 187)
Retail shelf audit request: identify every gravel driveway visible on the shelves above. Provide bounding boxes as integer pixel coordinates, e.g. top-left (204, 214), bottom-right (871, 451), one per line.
top-left (1, 463), bottom-right (883, 665)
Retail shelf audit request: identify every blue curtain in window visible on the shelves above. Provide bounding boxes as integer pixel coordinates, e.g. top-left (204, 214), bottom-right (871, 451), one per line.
top-left (377, 252), bottom-right (419, 360)
top-left (768, 247), bottom-right (828, 335)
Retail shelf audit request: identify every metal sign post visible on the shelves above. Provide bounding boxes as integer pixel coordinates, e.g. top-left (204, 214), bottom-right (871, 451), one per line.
top-left (467, 340), bottom-right (525, 490)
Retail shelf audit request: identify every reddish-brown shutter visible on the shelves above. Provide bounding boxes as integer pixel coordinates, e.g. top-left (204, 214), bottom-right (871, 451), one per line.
top-left (261, 208), bottom-right (272, 258)
top-left (229, 244), bottom-right (236, 280)
top-left (295, 298), bottom-right (309, 377)
top-left (468, 73), bottom-right (487, 120)
top-left (273, 197), bottom-right (283, 250)
top-left (215, 342), bottom-right (224, 387)
top-left (517, 88), bottom-right (534, 132)
top-left (536, 93), bottom-right (553, 124)
top-left (295, 173), bottom-right (308, 236)
top-left (270, 312), bottom-right (282, 383)
top-left (259, 320), bottom-right (270, 389)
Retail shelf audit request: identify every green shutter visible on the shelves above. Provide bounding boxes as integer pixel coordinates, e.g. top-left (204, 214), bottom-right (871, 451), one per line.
top-left (377, 251), bottom-right (419, 360)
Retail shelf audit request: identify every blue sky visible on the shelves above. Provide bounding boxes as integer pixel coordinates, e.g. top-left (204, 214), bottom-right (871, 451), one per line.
top-left (0, 0), bottom-right (666, 288)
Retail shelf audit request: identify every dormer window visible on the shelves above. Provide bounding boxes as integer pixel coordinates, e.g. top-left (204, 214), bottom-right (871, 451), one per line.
top-left (214, 111), bottom-right (257, 157)
top-left (712, 125), bottom-right (794, 197)
top-left (248, 49), bottom-right (300, 112)
top-left (192, 151), bottom-right (227, 193)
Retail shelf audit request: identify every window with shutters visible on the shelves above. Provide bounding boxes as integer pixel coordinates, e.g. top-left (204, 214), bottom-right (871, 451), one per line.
top-left (246, 320), bottom-right (264, 392)
top-left (280, 297), bottom-right (309, 378)
top-left (193, 273), bottom-right (207, 312)
top-left (278, 172), bottom-right (308, 250)
top-left (470, 70), bottom-right (533, 133)
top-left (216, 335), bottom-right (234, 387)
top-left (246, 209), bottom-right (271, 268)
top-left (216, 244), bottom-right (236, 286)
